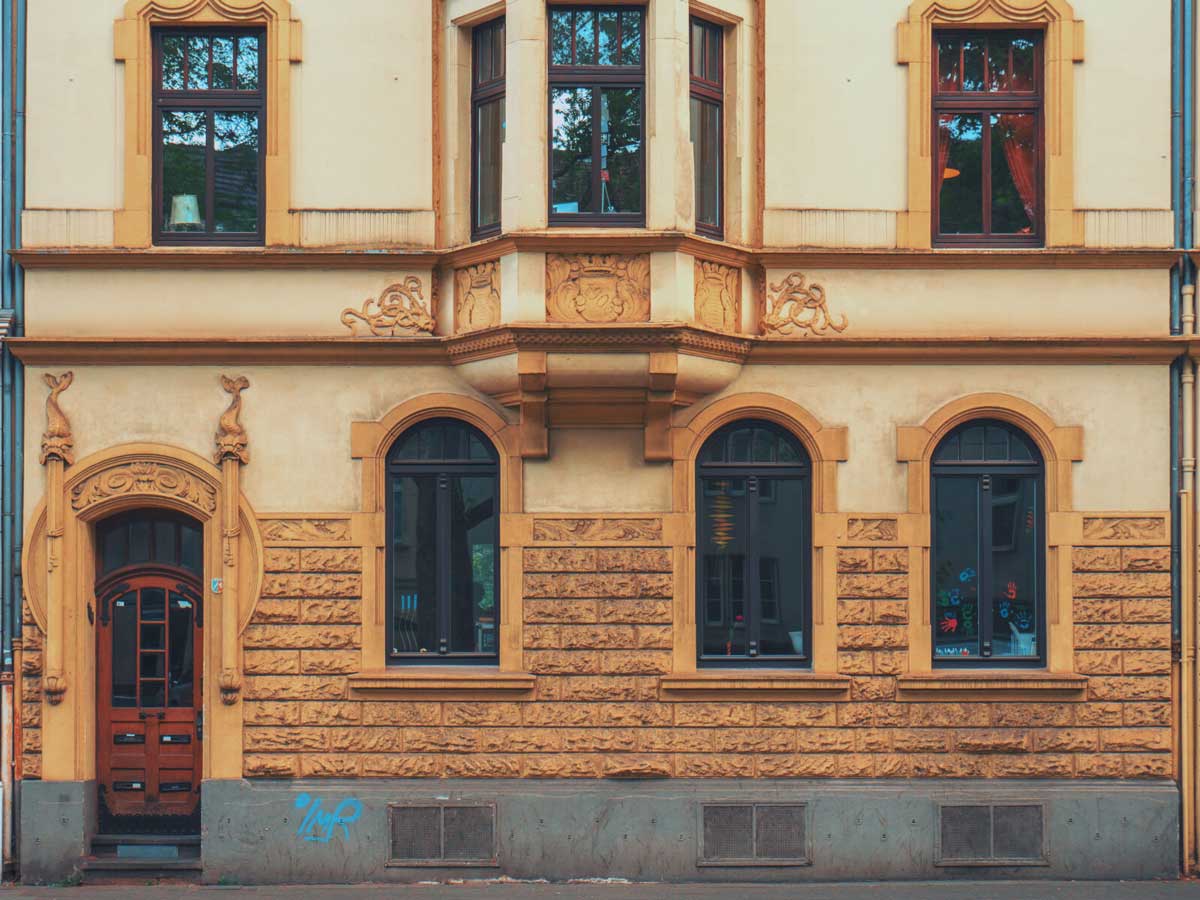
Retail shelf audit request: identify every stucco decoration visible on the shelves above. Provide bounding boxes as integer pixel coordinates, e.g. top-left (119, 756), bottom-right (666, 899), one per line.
top-left (532, 518), bottom-right (664, 543)
top-left (847, 518), bottom-right (900, 542)
top-left (215, 375), bottom-right (251, 465)
top-left (341, 276), bottom-right (435, 336)
top-left (71, 462), bottom-right (218, 514)
top-left (762, 272), bottom-right (848, 337)
top-left (260, 518), bottom-right (352, 543)
top-left (39, 372), bottom-right (75, 466)
top-left (1082, 517), bottom-right (1167, 542)
top-left (694, 260), bottom-right (741, 333)
top-left (546, 254), bottom-right (651, 323)
top-left (455, 262), bottom-right (502, 333)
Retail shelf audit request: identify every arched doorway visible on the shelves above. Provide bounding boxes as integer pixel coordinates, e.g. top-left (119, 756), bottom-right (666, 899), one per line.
top-left (94, 509), bottom-right (203, 834)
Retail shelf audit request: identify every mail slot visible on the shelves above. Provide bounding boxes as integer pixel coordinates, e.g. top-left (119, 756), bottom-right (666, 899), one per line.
top-left (160, 781), bottom-right (192, 793)
top-left (114, 733), bottom-right (145, 745)
top-left (113, 781), bottom-right (144, 792)
top-left (161, 734), bottom-right (191, 745)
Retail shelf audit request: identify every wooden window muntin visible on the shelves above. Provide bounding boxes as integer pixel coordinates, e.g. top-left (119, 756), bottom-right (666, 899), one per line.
top-left (690, 16), bottom-right (724, 239)
top-left (472, 17), bottom-right (506, 239)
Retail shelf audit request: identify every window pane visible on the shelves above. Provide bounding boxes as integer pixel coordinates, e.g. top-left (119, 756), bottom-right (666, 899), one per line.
top-left (181, 521), bottom-right (202, 574)
top-left (962, 37), bottom-right (984, 91)
top-left (102, 522), bottom-right (129, 573)
top-left (130, 517), bottom-right (152, 564)
top-left (551, 11), bottom-right (573, 65)
top-left (991, 113), bottom-right (1037, 234)
top-left (212, 37), bottom-right (234, 89)
top-left (492, 21), bottom-right (506, 77)
top-left (705, 26), bottom-right (720, 82)
top-left (449, 476), bottom-right (498, 654)
top-left (213, 111), bottom-right (260, 233)
top-left (391, 476), bottom-right (439, 655)
top-left (620, 11), bottom-right (642, 65)
top-left (700, 478), bottom-right (748, 657)
top-left (600, 87), bottom-right (642, 214)
top-left (990, 477), bottom-right (1039, 659)
top-left (1012, 37), bottom-right (1036, 91)
top-left (551, 87), bottom-right (593, 214)
top-left (756, 478), bottom-right (809, 658)
top-left (598, 10), bottom-right (619, 66)
top-left (153, 519), bottom-right (178, 566)
top-left (692, 97), bottom-right (721, 230)
top-left (168, 592), bottom-right (195, 707)
top-left (161, 111), bottom-right (208, 234)
top-left (236, 36), bottom-right (259, 90)
top-left (933, 477), bottom-right (981, 659)
top-left (938, 114), bottom-right (983, 234)
top-left (112, 593), bottom-right (138, 707)
top-left (476, 97), bottom-right (504, 231)
top-left (575, 10), bottom-right (596, 64)
top-left (162, 36), bottom-right (185, 90)
top-left (937, 36), bottom-right (959, 91)
top-left (988, 37), bottom-right (1009, 91)
top-left (186, 36), bottom-right (209, 90)
top-left (477, 26), bottom-right (494, 85)
top-left (142, 588), bottom-right (166, 622)
top-left (691, 22), bottom-right (705, 77)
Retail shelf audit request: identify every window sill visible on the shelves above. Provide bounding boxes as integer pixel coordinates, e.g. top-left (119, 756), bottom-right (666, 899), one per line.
top-left (348, 668), bottom-right (536, 698)
top-left (896, 671), bottom-right (1087, 699)
top-left (659, 671), bottom-right (851, 699)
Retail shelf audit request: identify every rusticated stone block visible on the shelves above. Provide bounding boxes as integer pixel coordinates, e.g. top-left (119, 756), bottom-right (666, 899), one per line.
top-left (874, 651), bottom-right (907, 675)
top-left (677, 703), bottom-right (753, 727)
top-left (636, 626), bottom-right (673, 649)
top-left (598, 600), bottom-right (673, 624)
top-left (837, 754), bottom-right (874, 778)
top-left (1034, 729), bottom-right (1099, 752)
top-left (953, 730), bottom-right (1031, 753)
top-left (797, 729), bottom-right (854, 753)
top-left (527, 650), bottom-right (601, 675)
top-left (851, 677), bottom-right (896, 701)
top-left (443, 703), bottom-right (522, 727)
top-left (1074, 651), bottom-right (1122, 675)
top-left (23, 756), bottom-right (41, 779)
top-left (1075, 754), bottom-right (1124, 778)
top-left (523, 626), bottom-right (560, 649)
top-left (1074, 703), bottom-right (1123, 726)
top-left (561, 729), bottom-right (638, 752)
top-left (362, 755), bottom-right (443, 777)
top-left (299, 548), bottom-right (362, 573)
top-left (604, 755), bottom-right (674, 778)
top-left (1123, 754), bottom-right (1172, 778)
top-left (599, 650), bottom-right (672, 675)
top-left (300, 754), bottom-right (360, 778)
top-left (525, 600), bottom-right (599, 624)
top-left (524, 754), bottom-right (602, 778)
top-left (1072, 547), bottom-right (1121, 572)
top-left (523, 549), bottom-right (597, 573)
top-left (244, 625), bottom-right (359, 650)
top-left (403, 728), bottom-right (476, 753)
top-left (1125, 703), bottom-right (1171, 726)
top-left (522, 703), bottom-right (599, 727)
top-left (874, 601), bottom-right (908, 625)
top-left (244, 727), bottom-right (329, 752)
top-left (910, 753), bottom-right (991, 778)
top-left (300, 651), bottom-right (359, 675)
top-left (838, 625), bottom-right (906, 650)
top-left (677, 754), bottom-right (756, 778)
top-left (873, 549), bottom-right (909, 574)
top-left (535, 679), bottom-right (562, 701)
top-left (595, 703), bottom-right (673, 727)
top-left (478, 728), bottom-right (563, 753)
top-left (1088, 676), bottom-right (1171, 701)
top-left (992, 704), bottom-right (1073, 728)
top-left (300, 600), bottom-right (361, 625)
top-left (244, 650), bottom-right (300, 675)
top-left (757, 754), bottom-right (838, 777)
top-left (244, 701), bottom-right (301, 726)
top-left (909, 703), bottom-right (989, 728)
top-left (596, 548), bottom-right (672, 573)
top-left (558, 676), bottom-right (658, 702)
top-left (714, 730), bottom-right (795, 754)
top-left (1074, 624), bottom-right (1170, 650)
top-left (1123, 651), bottom-right (1170, 675)
top-left (262, 573), bottom-right (361, 599)
top-left (837, 651), bottom-right (873, 675)
top-left (1073, 573), bottom-right (1171, 598)
top-left (1123, 599), bottom-right (1171, 623)
top-left (245, 675), bottom-right (346, 701)
top-left (837, 574), bottom-right (908, 599)
top-left (23, 730), bottom-right (41, 753)
top-left (1073, 599), bottom-right (1121, 623)
top-left (1100, 729), bottom-right (1171, 752)
top-left (251, 600), bottom-right (301, 624)
top-left (245, 754), bottom-right (297, 777)
top-left (638, 729), bottom-right (715, 753)
top-left (20, 652), bottom-right (41, 675)
top-left (361, 702), bottom-right (441, 726)
top-left (560, 625), bottom-right (637, 649)
top-left (755, 703), bottom-right (836, 727)
top-left (301, 702), bottom-right (361, 726)
top-left (1123, 547), bottom-right (1170, 572)
top-left (990, 754), bottom-right (1073, 778)
top-left (330, 727), bottom-right (404, 753)
top-left (22, 703), bottom-right (41, 729)
top-left (837, 549), bottom-right (872, 573)
top-left (838, 601), bottom-right (872, 625)
top-left (873, 755), bottom-right (911, 778)
top-left (264, 549), bottom-right (301, 572)
top-left (444, 755), bottom-right (524, 778)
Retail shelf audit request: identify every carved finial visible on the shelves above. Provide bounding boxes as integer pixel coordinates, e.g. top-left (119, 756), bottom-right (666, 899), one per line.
top-left (341, 276), bottom-right (435, 337)
top-left (215, 375), bottom-right (251, 465)
top-left (40, 372), bottom-right (75, 466)
top-left (761, 272), bottom-right (848, 337)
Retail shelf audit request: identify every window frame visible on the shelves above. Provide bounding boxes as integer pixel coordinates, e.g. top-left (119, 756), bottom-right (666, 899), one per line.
top-left (930, 420), bottom-right (1046, 669)
top-left (689, 15), bottom-right (724, 239)
top-left (695, 420), bottom-right (813, 669)
top-left (152, 26), bottom-right (267, 246)
top-left (931, 29), bottom-right (1045, 248)
top-left (547, 5), bottom-right (647, 227)
top-left (385, 419), bottom-right (501, 666)
top-left (471, 17), bottom-right (506, 240)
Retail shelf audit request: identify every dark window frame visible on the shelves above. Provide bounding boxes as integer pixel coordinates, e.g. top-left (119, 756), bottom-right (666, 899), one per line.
top-left (152, 26), bottom-right (267, 246)
top-left (690, 16), bottom-right (724, 239)
top-left (931, 420), bottom-right (1046, 669)
top-left (471, 17), bottom-right (506, 240)
top-left (695, 420), bottom-right (812, 669)
top-left (385, 419), bottom-right (501, 666)
top-left (932, 29), bottom-right (1045, 248)
top-left (547, 5), bottom-right (647, 227)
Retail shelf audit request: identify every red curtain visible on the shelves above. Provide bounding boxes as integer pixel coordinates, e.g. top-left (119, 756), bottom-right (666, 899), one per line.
top-left (998, 114), bottom-right (1037, 226)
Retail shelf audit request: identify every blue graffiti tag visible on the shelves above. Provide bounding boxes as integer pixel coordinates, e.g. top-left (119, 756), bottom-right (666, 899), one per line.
top-left (293, 792), bottom-right (363, 843)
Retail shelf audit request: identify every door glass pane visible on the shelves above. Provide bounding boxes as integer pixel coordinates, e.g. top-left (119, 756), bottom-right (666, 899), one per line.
top-left (600, 87), bottom-right (642, 214)
top-left (154, 519), bottom-right (178, 566)
top-left (142, 681), bottom-right (166, 708)
top-left (141, 622), bottom-right (165, 651)
top-left (597, 10), bottom-right (619, 65)
top-left (551, 87), bottom-right (593, 214)
top-left (989, 476), bottom-right (1039, 659)
top-left (620, 11), bottom-right (642, 65)
top-left (102, 523), bottom-right (129, 574)
top-left (214, 112), bottom-right (260, 233)
top-left (140, 653), bottom-right (165, 678)
top-left (390, 476), bottom-right (439, 655)
top-left (162, 36), bottom-right (185, 90)
top-left (448, 476), bottom-right (498, 654)
top-left (111, 593), bottom-right (137, 708)
top-left (212, 37), bottom-right (234, 89)
top-left (181, 522), bottom-right (202, 574)
top-left (476, 97), bottom-right (504, 231)
top-left (692, 98), bottom-right (721, 230)
top-left (550, 10), bottom-right (573, 65)
top-left (168, 592), bottom-right (195, 707)
top-left (991, 113), bottom-right (1037, 234)
top-left (236, 36), bottom-right (259, 90)
top-left (142, 588), bottom-right (166, 622)
top-left (755, 478), bottom-right (809, 658)
top-left (186, 36), bottom-right (209, 90)
top-left (938, 114), bottom-right (983, 234)
top-left (161, 110), bottom-right (208, 234)
top-left (130, 518), bottom-right (152, 564)
top-left (700, 477), bottom-right (748, 657)
top-left (933, 477), bottom-right (981, 659)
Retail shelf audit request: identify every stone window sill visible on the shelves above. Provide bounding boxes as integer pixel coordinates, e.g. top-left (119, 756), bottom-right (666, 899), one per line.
top-left (659, 672), bottom-right (851, 699)
top-left (348, 668), bottom-right (536, 698)
top-left (896, 671), bottom-right (1088, 699)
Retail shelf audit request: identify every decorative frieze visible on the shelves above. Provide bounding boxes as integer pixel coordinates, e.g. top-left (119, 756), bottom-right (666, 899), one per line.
top-left (260, 518), bottom-right (352, 543)
top-left (762, 271), bottom-right (848, 337)
top-left (546, 254), bottom-right (651, 323)
top-left (70, 462), bottom-right (218, 514)
top-left (693, 260), bottom-right (741, 332)
top-left (532, 517), bottom-right (664, 543)
top-left (455, 261), bottom-right (502, 333)
top-left (341, 276), bottom-right (435, 336)
top-left (1082, 517), bottom-right (1168, 542)
top-left (846, 518), bottom-right (899, 542)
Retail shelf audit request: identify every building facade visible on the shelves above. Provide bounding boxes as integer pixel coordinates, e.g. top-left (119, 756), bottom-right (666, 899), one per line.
top-left (0, 0), bottom-right (1196, 884)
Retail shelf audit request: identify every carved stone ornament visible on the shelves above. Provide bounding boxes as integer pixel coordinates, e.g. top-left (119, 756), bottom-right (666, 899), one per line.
top-left (546, 254), bottom-right (651, 324)
top-left (214, 375), bottom-right (251, 465)
top-left (341, 276), bottom-right (435, 336)
top-left (71, 462), bottom-right (218, 514)
top-left (455, 261), bottom-right (502, 333)
top-left (39, 372), bottom-right (74, 466)
top-left (532, 517), bottom-right (664, 543)
top-left (762, 272), bottom-right (849, 337)
top-left (260, 518), bottom-right (353, 543)
top-left (694, 260), bottom-right (741, 332)
top-left (1082, 517), bottom-right (1167, 542)
top-left (846, 518), bottom-right (899, 542)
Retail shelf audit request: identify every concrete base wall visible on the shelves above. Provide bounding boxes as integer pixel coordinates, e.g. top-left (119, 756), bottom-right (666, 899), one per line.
top-left (199, 778), bottom-right (1180, 885)
top-left (18, 779), bottom-right (95, 885)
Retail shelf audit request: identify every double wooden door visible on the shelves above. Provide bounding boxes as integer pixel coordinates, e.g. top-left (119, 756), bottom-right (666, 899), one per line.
top-left (97, 570), bottom-right (203, 820)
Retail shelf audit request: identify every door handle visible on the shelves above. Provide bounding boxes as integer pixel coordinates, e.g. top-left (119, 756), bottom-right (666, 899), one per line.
top-left (196, 709), bottom-right (203, 742)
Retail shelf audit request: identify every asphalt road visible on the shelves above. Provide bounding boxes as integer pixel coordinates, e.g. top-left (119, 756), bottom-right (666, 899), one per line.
top-left (5, 882), bottom-right (1200, 899)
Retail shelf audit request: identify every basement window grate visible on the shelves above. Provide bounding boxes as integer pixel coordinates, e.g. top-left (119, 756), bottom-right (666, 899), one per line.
top-left (699, 804), bottom-right (810, 866)
top-left (937, 803), bottom-right (1047, 866)
top-left (387, 803), bottom-right (497, 868)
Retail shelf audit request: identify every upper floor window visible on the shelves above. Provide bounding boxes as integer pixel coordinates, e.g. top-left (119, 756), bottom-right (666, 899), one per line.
top-left (387, 419), bottom-right (500, 665)
top-left (549, 6), bottom-right (645, 226)
top-left (154, 29), bottom-right (265, 245)
top-left (934, 31), bottom-right (1043, 247)
top-left (932, 420), bottom-right (1044, 667)
top-left (697, 421), bottom-right (811, 667)
top-left (472, 18), bottom-right (506, 239)
top-left (690, 17), bottom-right (723, 238)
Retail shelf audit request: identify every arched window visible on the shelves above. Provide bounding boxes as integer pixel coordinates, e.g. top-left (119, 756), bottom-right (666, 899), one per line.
top-left (696, 420), bottom-right (811, 666)
top-left (387, 418), bottom-right (500, 664)
top-left (96, 509), bottom-right (203, 578)
top-left (932, 419), bottom-right (1044, 666)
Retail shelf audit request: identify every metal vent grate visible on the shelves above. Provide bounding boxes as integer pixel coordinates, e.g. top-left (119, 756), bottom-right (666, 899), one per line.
top-left (937, 803), bottom-right (1046, 866)
top-left (387, 804), bottom-right (497, 867)
top-left (700, 804), bottom-right (809, 866)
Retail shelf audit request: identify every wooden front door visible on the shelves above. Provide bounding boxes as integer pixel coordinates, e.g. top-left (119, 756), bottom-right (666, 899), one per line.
top-left (97, 570), bottom-right (203, 820)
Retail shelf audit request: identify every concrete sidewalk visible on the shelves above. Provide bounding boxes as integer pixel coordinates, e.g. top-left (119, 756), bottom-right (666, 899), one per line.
top-left (4, 882), bottom-right (1200, 899)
